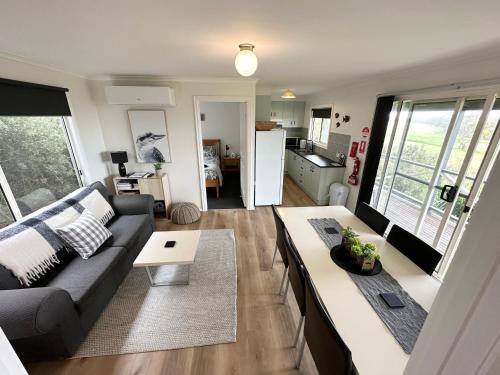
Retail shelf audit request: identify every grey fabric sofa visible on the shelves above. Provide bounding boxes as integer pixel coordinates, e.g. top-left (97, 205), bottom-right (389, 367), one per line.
top-left (0, 182), bottom-right (155, 362)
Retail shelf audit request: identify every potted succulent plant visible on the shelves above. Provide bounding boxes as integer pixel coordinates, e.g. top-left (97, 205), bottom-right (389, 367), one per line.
top-left (341, 226), bottom-right (359, 251)
top-left (153, 162), bottom-right (163, 176)
top-left (349, 238), bottom-right (362, 258)
top-left (356, 242), bottom-right (380, 272)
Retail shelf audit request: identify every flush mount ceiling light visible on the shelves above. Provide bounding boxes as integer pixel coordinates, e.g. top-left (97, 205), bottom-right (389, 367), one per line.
top-left (281, 89), bottom-right (296, 99)
top-left (235, 43), bottom-right (258, 77)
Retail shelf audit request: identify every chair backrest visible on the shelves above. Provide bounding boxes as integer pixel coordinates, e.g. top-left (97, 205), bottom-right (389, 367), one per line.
top-left (283, 228), bottom-right (306, 315)
top-left (271, 205), bottom-right (288, 267)
top-left (355, 202), bottom-right (390, 236)
top-left (304, 274), bottom-right (353, 375)
top-left (387, 225), bottom-right (443, 275)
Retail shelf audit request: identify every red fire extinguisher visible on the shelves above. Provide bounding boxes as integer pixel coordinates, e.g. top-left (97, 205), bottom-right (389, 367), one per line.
top-left (348, 157), bottom-right (361, 185)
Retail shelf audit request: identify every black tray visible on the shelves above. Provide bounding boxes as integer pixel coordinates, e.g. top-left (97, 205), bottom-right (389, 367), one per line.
top-left (330, 245), bottom-right (382, 276)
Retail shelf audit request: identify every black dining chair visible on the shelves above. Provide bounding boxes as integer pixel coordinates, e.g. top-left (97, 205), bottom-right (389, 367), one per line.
top-left (355, 202), bottom-right (390, 236)
top-left (271, 205), bottom-right (289, 295)
top-left (282, 228), bottom-right (306, 347)
top-left (297, 273), bottom-right (357, 374)
top-left (387, 224), bottom-right (443, 275)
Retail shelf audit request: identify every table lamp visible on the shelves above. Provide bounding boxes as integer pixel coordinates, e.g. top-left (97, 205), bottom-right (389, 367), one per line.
top-left (110, 151), bottom-right (128, 177)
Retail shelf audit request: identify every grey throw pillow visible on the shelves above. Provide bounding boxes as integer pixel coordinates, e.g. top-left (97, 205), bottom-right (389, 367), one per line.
top-left (55, 209), bottom-right (112, 259)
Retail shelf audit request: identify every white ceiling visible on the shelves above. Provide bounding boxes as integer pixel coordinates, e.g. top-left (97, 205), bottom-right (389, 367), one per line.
top-left (1, 0), bottom-right (500, 95)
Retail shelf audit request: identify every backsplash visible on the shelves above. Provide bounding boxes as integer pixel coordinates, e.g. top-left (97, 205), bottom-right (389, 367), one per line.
top-left (314, 132), bottom-right (351, 163)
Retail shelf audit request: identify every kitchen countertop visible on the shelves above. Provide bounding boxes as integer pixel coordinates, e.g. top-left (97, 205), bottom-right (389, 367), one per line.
top-left (288, 148), bottom-right (346, 168)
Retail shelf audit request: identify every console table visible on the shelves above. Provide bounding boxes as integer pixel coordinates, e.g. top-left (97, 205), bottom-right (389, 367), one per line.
top-left (112, 174), bottom-right (171, 218)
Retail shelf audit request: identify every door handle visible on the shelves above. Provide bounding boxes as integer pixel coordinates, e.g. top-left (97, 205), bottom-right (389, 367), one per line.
top-left (440, 185), bottom-right (458, 203)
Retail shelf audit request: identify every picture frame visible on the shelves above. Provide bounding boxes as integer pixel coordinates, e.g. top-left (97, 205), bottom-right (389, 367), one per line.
top-left (128, 110), bottom-right (172, 163)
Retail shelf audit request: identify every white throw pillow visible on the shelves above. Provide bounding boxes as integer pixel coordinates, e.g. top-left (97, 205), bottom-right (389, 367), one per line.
top-left (55, 210), bottom-right (112, 259)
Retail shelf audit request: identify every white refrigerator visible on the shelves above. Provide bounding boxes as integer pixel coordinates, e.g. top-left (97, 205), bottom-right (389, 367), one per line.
top-left (255, 129), bottom-right (286, 205)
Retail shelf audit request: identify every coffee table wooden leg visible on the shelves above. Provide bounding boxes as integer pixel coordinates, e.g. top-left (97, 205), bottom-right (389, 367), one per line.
top-left (145, 265), bottom-right (190, 286)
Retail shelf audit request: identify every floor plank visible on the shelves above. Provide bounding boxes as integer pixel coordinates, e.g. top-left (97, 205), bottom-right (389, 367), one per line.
top-left (27, 176), bottom-right (319, 375)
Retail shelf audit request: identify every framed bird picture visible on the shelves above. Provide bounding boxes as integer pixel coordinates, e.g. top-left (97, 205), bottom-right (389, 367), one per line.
top-left (128, 110), bottom-right (172, 163)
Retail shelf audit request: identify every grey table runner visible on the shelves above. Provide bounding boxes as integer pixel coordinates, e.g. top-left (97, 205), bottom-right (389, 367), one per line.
top-left (308, 218), bottom-right (428, 354)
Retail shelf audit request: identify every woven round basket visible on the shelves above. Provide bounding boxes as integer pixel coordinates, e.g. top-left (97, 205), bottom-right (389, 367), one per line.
top-left (170, 202), bottom-right (201, 225)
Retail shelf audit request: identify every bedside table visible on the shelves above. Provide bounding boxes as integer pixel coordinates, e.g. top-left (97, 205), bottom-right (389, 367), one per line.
top-left (222, 157), bottom-right (240, 172)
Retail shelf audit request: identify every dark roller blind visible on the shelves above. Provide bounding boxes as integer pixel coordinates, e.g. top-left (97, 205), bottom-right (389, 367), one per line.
top-left (312, 107), bottom-right (332, 119)
top-left (0, 78), bottom-right (71, 116)
top-left (356, 95), bottom-right (395, 210)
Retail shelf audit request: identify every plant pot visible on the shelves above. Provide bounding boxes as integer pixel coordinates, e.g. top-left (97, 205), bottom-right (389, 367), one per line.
top-left (155, 170), bottom-right (162, 176)
top-left (357, 256), bottom-right (376, 272)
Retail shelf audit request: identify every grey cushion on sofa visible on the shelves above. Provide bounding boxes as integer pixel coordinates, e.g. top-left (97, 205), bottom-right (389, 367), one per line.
top-left (0, 181), bottom-right (155, 361)
top-left (45, 247), bottom-right (126, 312)
top-left (0, 265), bottom-right (21, 290)
top-left (104, 214), bottom-right (153, 252)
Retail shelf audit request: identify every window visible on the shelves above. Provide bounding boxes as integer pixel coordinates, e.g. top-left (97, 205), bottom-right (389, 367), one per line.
top-left (309, 107), bottom-right (332, 147)
top-left (369, 93), bottom-right (500, 278)
top-left (0, 78), bottom-right (82, 228)
top-left (0, 116), bottom-right (81, 221)
top-left (0, 186), bottom-right (14, 228)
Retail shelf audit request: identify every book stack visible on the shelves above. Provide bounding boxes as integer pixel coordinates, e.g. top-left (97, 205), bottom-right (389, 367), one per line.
top-left (116, 181), bottom-right (134, 190)
top-left (129, 172), bottom-right (151, 178)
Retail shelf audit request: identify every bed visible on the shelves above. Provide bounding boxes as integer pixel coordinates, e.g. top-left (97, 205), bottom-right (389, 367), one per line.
top-left (203, 139), bottom-right (223, 198)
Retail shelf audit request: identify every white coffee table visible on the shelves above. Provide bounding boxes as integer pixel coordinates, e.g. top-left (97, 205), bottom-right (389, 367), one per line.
top-left (133, 230), bottom-right (200, 286)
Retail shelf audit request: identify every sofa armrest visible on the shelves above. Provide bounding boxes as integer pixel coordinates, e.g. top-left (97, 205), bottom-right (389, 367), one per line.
top-left (110, 194), bottom-right (155, 228)
top-left (110, 194), bottom-right (154, 216)
top-left (0, 287), bottom-right (80, 339)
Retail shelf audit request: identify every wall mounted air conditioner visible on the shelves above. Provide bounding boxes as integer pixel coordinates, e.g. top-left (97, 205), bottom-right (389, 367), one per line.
top-left (104, 86), bottom-right (176, 106)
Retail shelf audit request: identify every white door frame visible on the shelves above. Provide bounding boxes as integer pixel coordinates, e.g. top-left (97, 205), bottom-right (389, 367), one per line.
top-left (193, 96), bottom-right (255, 211)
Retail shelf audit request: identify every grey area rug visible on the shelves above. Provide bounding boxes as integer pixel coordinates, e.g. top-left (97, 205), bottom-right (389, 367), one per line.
top-left (308, 218), bottom-right (427, 354)
top-left (74, 229), bottom-right (237, 357)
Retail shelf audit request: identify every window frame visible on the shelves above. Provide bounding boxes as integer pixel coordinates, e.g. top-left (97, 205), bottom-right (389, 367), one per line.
top-left (0, 115), bottom-right (83, 224)
top-left (308, 105), bottom-right (333, 149)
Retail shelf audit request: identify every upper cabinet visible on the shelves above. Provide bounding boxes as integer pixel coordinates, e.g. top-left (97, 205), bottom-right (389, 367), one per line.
top-left (269, 100), bottom-right (306, 128)
top-left (270, 101), bottom-right (283, 122)
top-left (256, 95), bottom-right (272, 121)
top-left (292, 101), bottom-right (305, 127)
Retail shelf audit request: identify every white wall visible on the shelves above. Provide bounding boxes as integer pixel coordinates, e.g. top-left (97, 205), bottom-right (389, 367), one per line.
top-left (0, 54), bottom-right (108, 184)
top-left (89, 79), bottom-right (256, 208)
top-left (304, 52), bottom-right (500, 211)
top-left (404, 152), bottom-right (500, 375)
top-left (200, 102), bottom-right (240, 155)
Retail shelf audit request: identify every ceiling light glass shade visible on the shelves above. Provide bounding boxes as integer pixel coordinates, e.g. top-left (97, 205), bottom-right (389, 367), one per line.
top-left (281, 89), bottom-right (296, 99)
top-left (235, 44), bottom-right (258, 77)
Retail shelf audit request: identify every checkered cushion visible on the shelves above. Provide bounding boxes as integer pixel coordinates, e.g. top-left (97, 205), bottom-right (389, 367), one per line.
top-left (55, 210), bottom-right (112, 259)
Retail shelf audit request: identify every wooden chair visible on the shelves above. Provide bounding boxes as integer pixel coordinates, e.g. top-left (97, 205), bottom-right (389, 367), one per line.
top-left (387, 224), bottom-right (443, 275)
top-left (297, 274), bottom-right (357, 374)
top-left (355, 202), bottom-right (390, 236)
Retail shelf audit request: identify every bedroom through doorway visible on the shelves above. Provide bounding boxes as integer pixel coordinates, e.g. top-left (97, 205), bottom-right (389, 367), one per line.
top-left (199, 101), bottom-right (246, 209)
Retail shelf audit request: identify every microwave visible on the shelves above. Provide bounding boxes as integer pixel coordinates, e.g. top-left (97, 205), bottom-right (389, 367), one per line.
top-left (285, 137), bottom-right (300, 148)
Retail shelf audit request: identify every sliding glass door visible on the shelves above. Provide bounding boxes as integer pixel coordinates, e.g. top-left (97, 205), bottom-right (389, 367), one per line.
top-left (0, 116), bottom-right (81, 227)
top-left (371, 93), bottom-right (500, 276)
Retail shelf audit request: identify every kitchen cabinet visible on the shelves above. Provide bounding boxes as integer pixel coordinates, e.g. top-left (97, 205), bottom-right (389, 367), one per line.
top-left (287, 151), bottom-right (345, 205)
top-left (270, 101), bottom-right (306, 127)
top-left (256, 95), bottom-right (271, 121)
top-left (292, 101), bottom-right (306, 127)
top-left (270, 101), bottom-right (284, 122)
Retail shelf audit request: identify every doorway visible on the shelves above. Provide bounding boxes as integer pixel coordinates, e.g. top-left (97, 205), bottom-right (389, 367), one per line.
top-left (194, 98), bottom-right (254, 210)
top-left (371, 93), bottom-right (500, 276)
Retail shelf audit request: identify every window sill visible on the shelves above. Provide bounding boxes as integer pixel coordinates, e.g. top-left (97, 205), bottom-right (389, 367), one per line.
top-left (313, 142), bottom-right (328, 150)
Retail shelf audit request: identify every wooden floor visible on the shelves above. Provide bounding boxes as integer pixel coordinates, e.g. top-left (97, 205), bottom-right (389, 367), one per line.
top-left (28, 176), bottom-right (319, 375)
